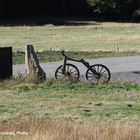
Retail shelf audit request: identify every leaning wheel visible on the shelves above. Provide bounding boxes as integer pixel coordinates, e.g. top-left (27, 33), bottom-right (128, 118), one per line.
top-left (86, 64), bottom-right (111, 83)
top-left (55, 63), bottom-right (80, 82)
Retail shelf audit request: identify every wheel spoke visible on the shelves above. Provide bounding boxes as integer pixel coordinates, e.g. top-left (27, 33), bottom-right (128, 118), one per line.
top-left (69, 67), bottom-right (74, 73)
top-left (101, 70), bottom-right (107, 75)
top-left (97, 65), bottom-right (99, 73)
top-left (72, 74), bottom-right (78, 77)
top-left (88, 75), bottom-right (96, 78)
top-left (90, 77), bottom-right (96, 81)
top-left (70, 69), bottom-right (77, 74)
top-left (57, 71), bottom-right (62, 74)
top-left (92, 66), bottom-right (96, 71)
top-left (88, 71), bottom-right (94, 75)
top-left (99, 67), bottom-right (104, 73)
top-left (56, 75), bottom-right (64, 79)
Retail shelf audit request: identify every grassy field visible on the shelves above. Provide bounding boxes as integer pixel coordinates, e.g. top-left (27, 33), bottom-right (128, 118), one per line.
top-left (0, 117), bottom-right (139, 140)
top-left (0, 22), bottom-right (140, 53)
top-left (0, 80), bottom-right (139, 139)
top-left (0, 80), bottom-right (140, 124)
top-left (0, 21), bottom-right (140, 64)
top-left (0, 21), bottom-right (140, 139)
top-left (13, 50), bottom-right (140, 64)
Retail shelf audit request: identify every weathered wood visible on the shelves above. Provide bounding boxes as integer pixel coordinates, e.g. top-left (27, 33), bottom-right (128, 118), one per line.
top-left (25, 45), bottom-right (46, 80)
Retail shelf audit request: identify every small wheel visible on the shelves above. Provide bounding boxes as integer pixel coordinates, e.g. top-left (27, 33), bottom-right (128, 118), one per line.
top-left (86, 64), bottom-right (111, 83)
top-left (55, 63), bottom-right (80, 82)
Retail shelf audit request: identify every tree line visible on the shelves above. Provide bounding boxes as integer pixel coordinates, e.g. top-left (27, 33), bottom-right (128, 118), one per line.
top-left (0, 0), bottom-right (140, 21)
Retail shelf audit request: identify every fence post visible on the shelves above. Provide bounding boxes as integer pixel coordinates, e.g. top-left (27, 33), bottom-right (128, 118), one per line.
top-left (25, 45), bottom-right (46, 80)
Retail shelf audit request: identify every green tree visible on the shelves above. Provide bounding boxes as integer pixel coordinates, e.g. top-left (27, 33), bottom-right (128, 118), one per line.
top-left (87, 0), bottom-right (117, 13)
top-left (87, 0), bottom-right (140, 20)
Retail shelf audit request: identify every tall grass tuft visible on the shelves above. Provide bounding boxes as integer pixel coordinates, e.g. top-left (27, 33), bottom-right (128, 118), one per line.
top-left (0, 116), bottom-right (139, 140)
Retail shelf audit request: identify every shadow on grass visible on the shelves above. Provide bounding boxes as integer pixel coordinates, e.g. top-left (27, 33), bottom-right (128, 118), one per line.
top-left (0, 17), bottom-right (101, 26)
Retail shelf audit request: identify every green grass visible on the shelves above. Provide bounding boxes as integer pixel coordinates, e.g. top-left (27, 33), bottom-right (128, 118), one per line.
top-left (13, 50), bottom-right (140, 64)
top-left (2, 21), bottom-right (139, 64)
top-left (1, 21), bottom-right (140, 138)
top-left (1, 22), bottom-right (140, 53)
top-left (0, 21), bottom-right (139, 64)
top-left (0, 80), bottom-right (140, 124)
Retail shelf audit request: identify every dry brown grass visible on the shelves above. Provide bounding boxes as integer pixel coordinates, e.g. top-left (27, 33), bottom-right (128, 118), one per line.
top-left (1, 22), bottom-right (140, 53)
top-left (0, 116), bottom-right (139, 140)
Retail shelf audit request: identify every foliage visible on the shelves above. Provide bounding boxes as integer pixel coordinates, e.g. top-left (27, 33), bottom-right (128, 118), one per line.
top-left (0, 0), bottom-right (140, 20)
top-left (87, 0), bottom-right (140, 20)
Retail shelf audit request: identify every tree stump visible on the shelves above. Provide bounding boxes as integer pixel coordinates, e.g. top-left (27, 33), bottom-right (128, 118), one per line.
top-left (25, 45), bottom-right (46, 80)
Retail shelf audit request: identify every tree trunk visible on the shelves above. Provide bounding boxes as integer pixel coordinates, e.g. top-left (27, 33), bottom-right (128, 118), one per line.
top-left (25, 45), bottom-right (46, 80)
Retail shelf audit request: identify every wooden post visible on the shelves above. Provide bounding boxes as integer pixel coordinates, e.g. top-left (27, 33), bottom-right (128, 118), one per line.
top-left (25, 45), bottom-right (46, 80)
top-left (116, 45), bottom-right (119, 53)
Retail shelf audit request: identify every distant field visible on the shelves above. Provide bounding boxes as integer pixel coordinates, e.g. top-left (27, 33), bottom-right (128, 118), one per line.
top-left (0, 22), bottom-right (140, 53)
